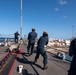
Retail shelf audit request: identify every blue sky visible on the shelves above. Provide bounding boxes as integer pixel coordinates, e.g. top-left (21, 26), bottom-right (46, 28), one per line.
top-left (0, 0), bottom-right (76, 39)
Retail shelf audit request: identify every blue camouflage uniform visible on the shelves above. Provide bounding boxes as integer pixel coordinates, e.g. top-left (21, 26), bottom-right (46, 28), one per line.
top-left (27, 30), bottom-right (37, 55)
top-left (34, 33), bottom-right (48, 66)
top-left (68, 38), bottom-right (76, 75)
top-left (14, 32), bottom-right (20, 43)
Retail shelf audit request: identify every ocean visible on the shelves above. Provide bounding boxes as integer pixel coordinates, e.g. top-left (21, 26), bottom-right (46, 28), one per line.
top-left (0, 37), bottom-right (14, 42)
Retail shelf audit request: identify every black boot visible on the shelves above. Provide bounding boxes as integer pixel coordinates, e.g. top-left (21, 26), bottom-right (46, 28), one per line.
top-left (43, 64), bottom-right (48, 70)
top-left (30, 52), bottom-right (33, 55)
top-left (33, 60), bottom-right (37, 64)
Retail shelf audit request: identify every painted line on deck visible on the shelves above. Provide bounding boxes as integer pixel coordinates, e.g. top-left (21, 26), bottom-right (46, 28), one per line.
top-left (8, 49), bottom-right (22, 75)
top-left (8, 57), bottom-right (17, 75)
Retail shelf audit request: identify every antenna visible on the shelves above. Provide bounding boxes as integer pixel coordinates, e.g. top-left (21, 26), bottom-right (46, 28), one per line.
top-left (72, 25), bottom-right (74, 38)
top-left (20, 0), bottom-right (22, 39)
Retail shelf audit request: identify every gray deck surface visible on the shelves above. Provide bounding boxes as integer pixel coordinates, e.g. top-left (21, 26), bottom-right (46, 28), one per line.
top-left (10, 44), bottom-right (70, 75)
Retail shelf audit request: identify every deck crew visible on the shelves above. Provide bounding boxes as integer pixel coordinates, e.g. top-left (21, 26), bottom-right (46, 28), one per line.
top-left (14, 31), bottom-right (20, 43)
top-left (27, 28), bottom-right (37, 56)
top-left (33, 31), bottom-right (48, 70)
top-left (68, 38), bottom-right (76, 75)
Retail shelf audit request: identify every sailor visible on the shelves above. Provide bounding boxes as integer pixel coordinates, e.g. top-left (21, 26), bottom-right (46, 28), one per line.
top-left (14, 31), bottom-right (20, 43)
top-left (68, 38), bottom-right (76, 75)
top-left (33, 31), bottom-right (48, 70)
top-left (27, 28), bottom-right (37, 56)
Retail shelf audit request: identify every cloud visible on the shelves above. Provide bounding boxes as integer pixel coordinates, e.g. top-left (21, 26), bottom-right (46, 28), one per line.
top-left (54, 8), bottom-right (59, 11)
top-left (57, 0), bottom-right (68, 5)
top-left (63, 16), bottom-right (68, 19)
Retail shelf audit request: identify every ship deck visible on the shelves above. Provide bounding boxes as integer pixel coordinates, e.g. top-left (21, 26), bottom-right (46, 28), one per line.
top-left (8, 44), bottom-right (70, 75)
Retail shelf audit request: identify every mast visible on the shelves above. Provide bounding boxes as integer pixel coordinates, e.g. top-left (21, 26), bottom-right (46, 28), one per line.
top-left (20, 0), bottom-right (22, 39)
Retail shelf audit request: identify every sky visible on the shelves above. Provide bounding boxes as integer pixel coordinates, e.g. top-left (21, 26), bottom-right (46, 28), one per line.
top-left (0, 0), bottom-right (76, 39)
